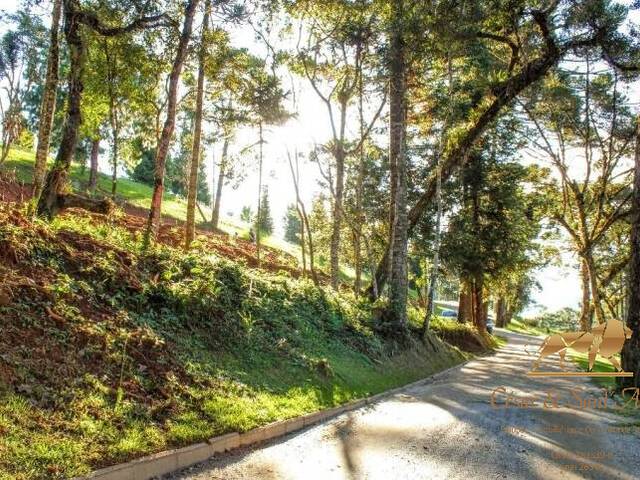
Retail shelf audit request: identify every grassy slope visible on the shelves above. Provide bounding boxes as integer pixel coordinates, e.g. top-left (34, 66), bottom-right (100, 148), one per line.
top-left (505, 318), bottom-right (551, 337)
top-left (0, 201), bottom-right (470, 479)
top-left (2, 148), bottom-right (245, 236)
top-left (409, 310), bottom-right (500, 354)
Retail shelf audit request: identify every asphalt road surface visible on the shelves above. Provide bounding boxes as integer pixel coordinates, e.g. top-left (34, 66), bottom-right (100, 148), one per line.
top-left (167, 329), bottom-right (640, 480)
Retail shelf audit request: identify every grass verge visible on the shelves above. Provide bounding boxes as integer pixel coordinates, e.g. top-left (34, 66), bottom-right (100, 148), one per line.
top-left (1, 148), bottom-right (242, 233)
top-left (568, 350), bottom-right (620, 390)
top-left (505, 318), bottom-right (552, 337)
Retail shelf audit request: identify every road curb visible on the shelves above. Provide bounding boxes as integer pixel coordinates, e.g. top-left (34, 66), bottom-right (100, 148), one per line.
top-left (74, 360), bottom-right (469, 480)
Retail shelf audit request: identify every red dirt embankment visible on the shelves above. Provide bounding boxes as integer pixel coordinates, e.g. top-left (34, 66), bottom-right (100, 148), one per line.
top-left (0, 171), bottom-right (31, 203)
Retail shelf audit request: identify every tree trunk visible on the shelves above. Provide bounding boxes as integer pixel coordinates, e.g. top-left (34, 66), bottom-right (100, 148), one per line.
top-left (353, 229), bottom-right (362, 294)
top-left (0, 110), bottom-right (18, 164)
top-left (256, 122), bottom-right (263, 266)
top-left (458, 278), bottom-right (472, 323)
top-left (211, 137), bottom-right (228, 230)
top-left (423, 152), bottom-right (443, 336)
top-left (111, 127), bottom-right (118, 197)
top-left (329, 144), bottom-right (344, 290)
top-left (505, 303), bottom-right (515, 325)
top-left (469, 161), bottom-right (485, 332)
top-left (585, 251), bottom-right (606, 324)
top-left (621, 116), bottom-right (640, 387)
top-left (32, 0), bottom-right (62, 201)
top-left (58, 192), bottom-right (114, 214)
top-left (471, 275), bottom-right (486, 332)
top-left (210, 149), bottom-right (215, 222)
top-left (423, 53), bottom-right (452, 335)
top-left (423, 273), bottom-right (436, 333)
top-left (579, 258), bottom-right (592, 331)
top-left (385, 0), bottom-right (409, 332)
top-left (482, 299), bottom-right (489, 326)
top-left (195, 201), bottom-right (207, 222)
top-left (36, 3), bottom-right (85, 218)
top-left (495, 297), bottom-right (506, 328)
top-left (301, 200), bottom-right (317, 284)
top-left (328, 90), bottom-right (349, 291)
top-left (297, 203), bottom-right (307, 276)
top-left (37, 2), bottom-right (167, 218)
top-left (185, 0), bottom-right (210, 250)
top-left (287, 150), bottom-right (318, 285)
top-left (145, 0), bottom-right (200, 243)
top-left (354, 67), bottom-right (366, 296)
top-left (88, 137), bottom-right (99, 192)
top-left (103, 38), bottom-right (120, 199)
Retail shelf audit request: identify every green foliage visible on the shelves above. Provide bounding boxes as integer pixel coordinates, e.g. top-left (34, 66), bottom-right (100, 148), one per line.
top-left (427, 315), bottom-right (497, 353)
top-left (253, 187), bottom-right (273, 235)
top-left (0, 14), bottom-right (47, 161)
top-left (439, 121), bottom-right (545, 318)
top-left (309, 194), bottom-right (331, 265)
top-left (240, 205), bottom-right (252, 223)
top-left (3, 1), bottom-right (638, 476)
top-left (195, 161), bottom-right (212, 205)
top-left (442, 149), bottom-right (540, 281)
top-left (237, 59), bottom-right (291, 127)
top-left (523, 66), bottom-right (636, 322)
top-left (14, 129), bottom-right (34, 150)
top-left (165, 145), bottom-right (211, 205)
top-left (129, 146), bottom-right (155, 186)
top-left (283, 203), bottom-right (302, 244)
top-left (532, 307), bottom-right (580, 332)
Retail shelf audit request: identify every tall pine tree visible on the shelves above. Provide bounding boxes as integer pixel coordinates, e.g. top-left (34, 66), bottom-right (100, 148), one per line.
top-left (254, 187), bottom-right (273, 235)
top-left (283, 204), bottom-right (302, 244)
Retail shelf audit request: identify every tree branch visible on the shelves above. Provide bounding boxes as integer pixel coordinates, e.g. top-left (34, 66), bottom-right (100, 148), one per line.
top-left (76, 10), bottom-right (174, 37)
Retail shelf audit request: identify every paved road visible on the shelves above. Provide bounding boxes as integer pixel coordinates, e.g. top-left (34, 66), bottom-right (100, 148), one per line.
top-left (167, 329), bottom-right (640, 480)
